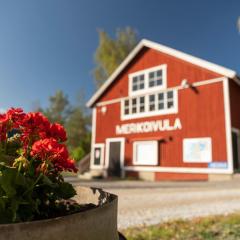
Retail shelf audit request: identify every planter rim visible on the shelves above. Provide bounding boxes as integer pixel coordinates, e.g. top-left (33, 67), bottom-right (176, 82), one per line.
top-left (0, 186), bottom-right (117, 227)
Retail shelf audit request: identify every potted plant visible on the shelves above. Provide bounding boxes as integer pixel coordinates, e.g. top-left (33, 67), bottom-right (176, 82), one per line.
top-left (0, 108), bottom-right (119, 240)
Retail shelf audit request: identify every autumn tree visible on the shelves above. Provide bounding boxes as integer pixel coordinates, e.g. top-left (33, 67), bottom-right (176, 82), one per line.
top-left (93, 27), bottom-right (138, 88)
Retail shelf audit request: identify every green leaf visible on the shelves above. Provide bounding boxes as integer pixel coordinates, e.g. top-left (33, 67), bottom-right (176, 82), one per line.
top-left (0, 168), bottom-right (17, 197)
top-left (57, 182), bottom-right (76, 200)
top-left (42, 175), bottom-right (53, 186)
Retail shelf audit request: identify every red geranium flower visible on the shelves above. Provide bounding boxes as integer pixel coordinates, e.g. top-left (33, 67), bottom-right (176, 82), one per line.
top-left (31, 138), bottom-right (77, 173)
top-left (48, 123), bottom-right (67, 142)
top-left (6, 108), bottom-right (25, 128)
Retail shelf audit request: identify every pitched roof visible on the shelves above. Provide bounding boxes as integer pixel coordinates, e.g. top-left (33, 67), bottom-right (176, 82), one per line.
top-left (87, 39), bottom-right (237, 107)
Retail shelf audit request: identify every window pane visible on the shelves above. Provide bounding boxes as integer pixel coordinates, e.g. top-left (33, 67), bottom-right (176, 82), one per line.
top-left (149, 80), bottom-right (155, 87)
top-left (150, 104), bottom-right (155, 111)
top-left (158, 103), bottom-right (164, 110)
top-left (157, 70), bottom-right (162, 77)
top-left (158, 93), bottom-right (164, 100)
top-left (149, 72), bottom-right (154, 79)
top-left (140, 96), bottom-right (145, 104)
top-left (167, 101), bottom-right (174, 109)
top-left (167, 91), bottom-right (173, 98)
top-left (124, 108), bottom-right (129, 115)
top-left (124, 100), bottom-right (129, 107)
top-left (140, 106), bottom-right (145, 112)
top-left (149, 95), bottom-right (155, 102)
top-left (140, 83), bottom-right (144, 89)
top-left (132, 85), bottom-right (137, 91)
top-left (133, 76), bottom-right (138, 83)
top-left (140, 74), bottom-right (144, 81)
top-left (132, 98), bottom-right (137, 105)
top-left (156, 79), bottom-right (162, 86)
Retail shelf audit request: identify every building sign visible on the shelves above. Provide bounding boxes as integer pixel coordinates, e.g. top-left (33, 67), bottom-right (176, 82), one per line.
top-left (208, 162), bottom-right (228, 169)
top-left (116, 118), bottom-right (182, 135)
top-left (183, 138), bottom-right (212, 163)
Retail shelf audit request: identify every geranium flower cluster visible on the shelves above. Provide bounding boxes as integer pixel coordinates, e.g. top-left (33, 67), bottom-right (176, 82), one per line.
top-left (0, 107), bottom-right (77, 174)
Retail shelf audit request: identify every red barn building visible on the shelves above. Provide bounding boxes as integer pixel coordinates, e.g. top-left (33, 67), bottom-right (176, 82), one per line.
top-left (87, 39), bottom-right (240, 181)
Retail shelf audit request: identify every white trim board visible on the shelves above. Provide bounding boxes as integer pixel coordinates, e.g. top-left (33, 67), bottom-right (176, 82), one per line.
top-left (223, 77), bottom-right (234, 173)
top-left (96, 76), bottom-right (225, 108)
top-left (124, 166), bottom-right (232, 174)
top-left (90, 108), bottom-right (97, 169)
top-left (87, 39), bottom-right (237, 107)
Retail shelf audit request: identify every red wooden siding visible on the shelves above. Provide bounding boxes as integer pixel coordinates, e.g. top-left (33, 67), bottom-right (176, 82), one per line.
top-left (92, 45), bottom-right (232, 181)
top-left (155, 172), bottom-right (208, 181)
top-left (98, 47), bottom-right (221, 103)
top-left (95, 81), bottom-right (227, 168)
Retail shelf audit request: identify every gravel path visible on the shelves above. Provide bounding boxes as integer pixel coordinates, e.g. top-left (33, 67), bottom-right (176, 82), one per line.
top-left (112, 187), bottom-right (240, 229)
top-left (68, 177), bottom-right (240, 230)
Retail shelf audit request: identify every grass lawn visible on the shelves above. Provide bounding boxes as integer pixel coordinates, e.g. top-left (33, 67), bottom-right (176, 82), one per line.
top-left (123, 213), bottom-right (240, 240)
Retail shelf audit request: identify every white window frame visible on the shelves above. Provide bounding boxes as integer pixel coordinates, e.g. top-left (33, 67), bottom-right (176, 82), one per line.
top-left (129, 64), bottom-right (167, 96)
top-left (91, 144), bottom-right (105, 168)
top-left (133, 141), bottom-right (158, 165)
top-left (183, 138), bottom-right (212, 163)
top-left (121, 89), bottom-right (178, 120)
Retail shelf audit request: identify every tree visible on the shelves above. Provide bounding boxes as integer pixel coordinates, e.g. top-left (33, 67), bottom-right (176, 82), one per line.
top-left (43, 90), bottom-right (70, 124)
top-left (93, 27), bottom-right (138, 88)
top-left (35, 90), bottom-right (91, 162)
top-left (65, 107), bottom-right (91, 153)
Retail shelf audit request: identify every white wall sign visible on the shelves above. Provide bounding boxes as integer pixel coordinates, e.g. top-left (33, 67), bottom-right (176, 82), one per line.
top-left (133, 141), bottom-right (158, 165)
top-left (116, 118), bottom-right (182, 135)
top-left (183, 138), bottom-right (212, 163)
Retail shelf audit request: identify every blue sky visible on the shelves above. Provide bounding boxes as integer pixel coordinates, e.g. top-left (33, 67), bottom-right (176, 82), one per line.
top-left (0, 0), bottom-right (239, 111)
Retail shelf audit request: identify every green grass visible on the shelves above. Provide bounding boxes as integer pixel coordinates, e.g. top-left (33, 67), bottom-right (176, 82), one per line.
top-left (123, 213), bottom-right (240, 240)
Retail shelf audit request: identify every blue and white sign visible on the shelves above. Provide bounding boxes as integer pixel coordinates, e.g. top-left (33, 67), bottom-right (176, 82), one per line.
top-left (208, 162), bottom-right (228, 169)
top-left (183, 138), bottom-right (212, 163)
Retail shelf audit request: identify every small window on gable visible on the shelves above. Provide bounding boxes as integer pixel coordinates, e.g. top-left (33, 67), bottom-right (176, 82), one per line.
top-left (129, 64), bottom-right (166, 96)
top-left (149, 69), bottom-right (163, 88)
top-left (132, 74), bottom-right (145, 92)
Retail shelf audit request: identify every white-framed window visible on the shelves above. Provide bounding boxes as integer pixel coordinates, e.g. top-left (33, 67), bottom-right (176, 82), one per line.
top-left (132, 74), bottom-right (145, 91)
top-left (92, 144), bottom-right (104, 167)
top-left (133, 141), bottom-right (158, 165)
top-left (183, 138), bottom-right (212, 163)
top-left (148, 68), bottom-right (163, 88)
top-left (121, 89), bottom-right (178, 120)
top-left (129, 64), bottom-right (167, 96)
